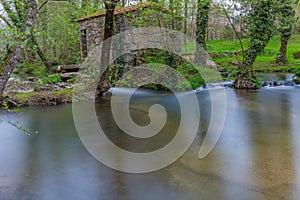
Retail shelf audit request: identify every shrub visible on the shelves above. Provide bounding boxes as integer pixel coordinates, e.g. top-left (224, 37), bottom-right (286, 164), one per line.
top-left (37, 74), bottom-right (61, 84)
top-left (177, 64), bottom-right (205, 89)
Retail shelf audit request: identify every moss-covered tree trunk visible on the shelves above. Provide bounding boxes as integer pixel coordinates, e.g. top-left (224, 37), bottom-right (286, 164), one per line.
top-left (194, 0), bottom-right (210, 65)
top-left (234, 0), bottom-right (275, 89)
top-left (96, 0), bottom-right (119, 96)
top-left (275, 0), bottom-right (296, 65)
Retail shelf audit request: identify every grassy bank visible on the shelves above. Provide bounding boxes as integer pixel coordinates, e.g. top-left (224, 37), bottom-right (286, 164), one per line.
top-left (182, 34), bottom-right (300, 73)
top-left (2, 89), bottom-right (73, 108)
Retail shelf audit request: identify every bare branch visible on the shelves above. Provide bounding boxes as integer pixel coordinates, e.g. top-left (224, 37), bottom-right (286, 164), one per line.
top-left (220, 2), bottom-right (244, 55)
top-left (0, 14), bottom-right (12, 28)
top-left (38, 0), bottom-right (49, 12)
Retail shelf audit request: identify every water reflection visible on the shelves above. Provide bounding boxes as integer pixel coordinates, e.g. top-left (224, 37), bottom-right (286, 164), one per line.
top-left (0, 86), bottom-right (300, 199)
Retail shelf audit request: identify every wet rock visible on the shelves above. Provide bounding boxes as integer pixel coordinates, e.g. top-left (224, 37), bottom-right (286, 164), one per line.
top-left (293, 77), bottom-right (300, 84)
top-left (4, 78), bottom-right (35, 93)
top-left (34, 82), bottom-right (74, 92)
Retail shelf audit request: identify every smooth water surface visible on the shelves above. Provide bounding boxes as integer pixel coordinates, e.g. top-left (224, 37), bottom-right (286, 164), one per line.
top-left (1, 85), bottom-right (300, 200)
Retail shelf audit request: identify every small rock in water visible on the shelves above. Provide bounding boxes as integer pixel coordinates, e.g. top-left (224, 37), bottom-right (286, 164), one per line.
top-left (293, 77), bottom-right (300, 84)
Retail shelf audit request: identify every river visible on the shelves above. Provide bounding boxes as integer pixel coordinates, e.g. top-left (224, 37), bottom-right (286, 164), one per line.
top-left (0, 74), bottom-right (300, 200)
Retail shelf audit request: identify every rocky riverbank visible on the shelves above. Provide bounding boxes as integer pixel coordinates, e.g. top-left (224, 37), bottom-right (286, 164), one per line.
top-left (1, 78), bottom-right (74, 108)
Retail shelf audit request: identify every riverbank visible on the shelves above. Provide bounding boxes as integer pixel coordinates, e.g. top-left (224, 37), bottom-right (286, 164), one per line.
top-left (1, 78), bottom-right (74, 108)
top-left (1, 71), bottom-right (299, 109)
top-left (1, 89), bottom-right (73, 108)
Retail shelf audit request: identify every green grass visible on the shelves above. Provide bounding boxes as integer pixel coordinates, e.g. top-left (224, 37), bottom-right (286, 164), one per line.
top-left (14, 63), bottom-right (46, 77)
top-left (182, 34), bottom-right (300, 72)
top-left (14, 89), bottom-right (73, 102)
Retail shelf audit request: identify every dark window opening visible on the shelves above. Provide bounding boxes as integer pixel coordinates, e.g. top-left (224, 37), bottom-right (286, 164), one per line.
top-left (81, 29), bottom-right (87, 58)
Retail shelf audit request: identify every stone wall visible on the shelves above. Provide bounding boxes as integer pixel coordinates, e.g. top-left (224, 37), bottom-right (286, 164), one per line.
top-left (77, 5), bottom-right (182, 59)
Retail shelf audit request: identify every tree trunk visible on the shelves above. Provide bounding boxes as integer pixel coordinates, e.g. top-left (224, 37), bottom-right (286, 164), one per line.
top-left (234, 0), bottom-right (274, 89)
top-left (184, 0), bottom-right (188, 44)
top-left (169, 0), bottom-right (175, 29)
top-left (194, 0), bottom-right (210, 65)
top-left (276, 36), bottom-right (288, 64)
top-left (275, 0), bottom-right (296, 65)
top-left (96, 0), bottom-right (119, 97)
top-left (0, 0), bottom-right (39, 97)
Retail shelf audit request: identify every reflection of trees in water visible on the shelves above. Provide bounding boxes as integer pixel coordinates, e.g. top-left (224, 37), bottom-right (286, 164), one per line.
top-left (236, 89), bottom-right (296, 198)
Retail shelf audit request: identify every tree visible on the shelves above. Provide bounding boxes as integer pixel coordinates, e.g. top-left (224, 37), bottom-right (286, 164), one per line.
top-left (35, 1), bottom-right (82, 66)
top-left (0, 0), bottom-right (52, 72)
top-left (97, 0), bottom-right (119, 96)
top-left (275, 0), bottom-right (297, 65)
top-left (0, 0), bottom-right (48, 97)
top-left (234, 0), bottom-right (275, 89)
top-left (194, 0), bottom-right (210, 65)
top-left (183, 0), bottom-right (188, 42)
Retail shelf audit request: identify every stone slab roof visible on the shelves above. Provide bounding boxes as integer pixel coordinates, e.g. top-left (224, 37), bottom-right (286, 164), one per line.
top-left (75, 2), bottom-right (170, 23)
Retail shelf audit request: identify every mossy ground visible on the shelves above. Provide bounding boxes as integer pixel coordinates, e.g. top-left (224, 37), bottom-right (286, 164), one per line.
top-left (2, 89), bottom-right (73, 108)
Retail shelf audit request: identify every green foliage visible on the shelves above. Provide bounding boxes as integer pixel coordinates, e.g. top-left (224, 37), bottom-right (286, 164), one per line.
top-left (34, 1), bottom-right (82, 65)
top-left (1, 104), bottom-right (38, 135)
top-left (183, 35), bottom-right (300, 70)
top-left (7, 120), bottom-right (38, 135)
top-left (275, 0), bottom-right (297, 37)
top-left (177, 64), bottom-right (205, 89)
top-left (293, 68), bottom-right (300, 78)
top-left (48, 74), bottom-right (61, 84)
top-left (195, 0), bottom-right (211, 50)
top-left (176, 80), bottom-right (192, 91)
top-left (37, 74), bottom-right (61, 84)
top-left (141, 49), bottom-right (183, 68)
top-left (242, 0), bottom-right (275, 70)
top-left (14, 63), bottom-right (46, 77)
top-left (275, 0), bottom-right (298, 64)
top-left (250, 76), bottom-right (263, 87)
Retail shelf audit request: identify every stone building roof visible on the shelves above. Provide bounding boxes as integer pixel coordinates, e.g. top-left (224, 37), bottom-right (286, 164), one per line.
top-left (75, 2), bottom-right (170, 23)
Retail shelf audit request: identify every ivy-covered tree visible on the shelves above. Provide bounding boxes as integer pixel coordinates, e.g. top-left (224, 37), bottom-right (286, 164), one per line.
top-left (194, 0), bottom-right (210, 65)
top-left (275, 0), bottom-right (297, 65)
top-left (234, 0), bottom-right (275, 89)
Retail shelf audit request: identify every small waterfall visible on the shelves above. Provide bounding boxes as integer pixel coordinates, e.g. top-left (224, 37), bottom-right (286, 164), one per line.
top-left (262, 79), bottom-right (296, 87)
